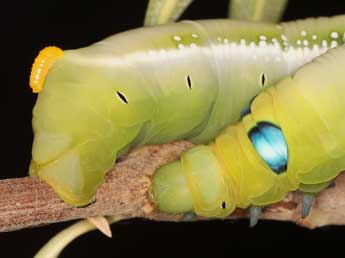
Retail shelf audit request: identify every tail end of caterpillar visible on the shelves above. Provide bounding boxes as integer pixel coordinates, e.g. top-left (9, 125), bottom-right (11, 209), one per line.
top-left (29, 46), bottom-right (64, 93)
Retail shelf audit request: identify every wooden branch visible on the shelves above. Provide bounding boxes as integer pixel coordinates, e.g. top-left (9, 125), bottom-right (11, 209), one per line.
top-left (1, 141), bottom-right (345, 232)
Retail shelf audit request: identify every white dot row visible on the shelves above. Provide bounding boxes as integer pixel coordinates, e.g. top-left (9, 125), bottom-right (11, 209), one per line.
top-left (173, 33), bottom-right (199, 42)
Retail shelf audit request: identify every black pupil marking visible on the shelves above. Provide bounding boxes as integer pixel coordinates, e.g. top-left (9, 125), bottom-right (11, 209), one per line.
top-left (221, 201), bottom-right (226, 209)
top-left (117, 91), bottom-right (128, 104)
top-left (186, 75), bottom-right (192, 89)
top-left (261, 73), bottom-right (266, 87)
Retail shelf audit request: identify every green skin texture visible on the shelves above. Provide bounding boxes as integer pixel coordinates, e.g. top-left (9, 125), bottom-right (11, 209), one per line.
top-left (30, 15), bottom-right (345, 206)
top-left (152, 46), bottom-right (345, 215)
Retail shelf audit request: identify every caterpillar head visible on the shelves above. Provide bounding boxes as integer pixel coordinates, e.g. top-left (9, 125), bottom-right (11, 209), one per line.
top-left (29, 47), bottom-right (155, 206)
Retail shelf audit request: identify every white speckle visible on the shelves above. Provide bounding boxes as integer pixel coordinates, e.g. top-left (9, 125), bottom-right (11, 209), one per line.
top-left (331, 40), bottom-right (338, 48)
top-left (296, 40), bottom-right (302, 45)
top-left (190, 43), bottom-right (197, 48)
top-left (281, 34), bottom-right (287, 41)
top-left (331, 32), bottom-right (339, 39)
top-left (312, 35), bottom-right (317, 40)
top-left (301, 30), bottom-right (307, 37)
top-left (178, 43), bottom-right (185, 49)
top-left (240, 38), bottom-right (246, 45)
top-left (259, 35), bottom-right (267, 41)
top-left (223, 38), bottom-right (229, 44)
top-left (303, 47), bottom-right (311, 56)
top-left (283, 41), bottom-right (289, 47)
top-left (249, 41), bottom-right (256, 48)
top-left (217, 36), bottom-right (222, 42)
top-left (312, 44), bottom-right (320, 52)
top-left (147, 50), bottom-right (156, 57)
top-left (303, 40), bottom-right (309, 46)
top-left (322, 40), bottom-right (328, 48)
top-left (191, 33), bottom-right (198, 38)
top-left (272, 40), bottom-right (280, 47)
top-left (276, 25), bottom-right (282, 30)
top-left (259, 41), bottom-right (267, 47)
top-left (229, 42), bottom-right (237, 48)
top-left (272, 38), bottom-right (278, 43)
top-left (173, 35), bottom-right (181, 41)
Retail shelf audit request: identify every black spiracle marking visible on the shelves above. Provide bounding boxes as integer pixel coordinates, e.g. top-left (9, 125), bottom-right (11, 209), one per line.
top-left (221, 201), bottom-right (226, 209)
top-left (116, 91), bottom-right (128, 104)
top-left (186, 75), bottom-right (192, 90)
top-left (260, 73), bottom-right (267, 87)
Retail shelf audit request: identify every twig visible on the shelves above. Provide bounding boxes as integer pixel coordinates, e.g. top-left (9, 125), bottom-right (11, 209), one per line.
top-left (0, 141), bottom-right (345, 232)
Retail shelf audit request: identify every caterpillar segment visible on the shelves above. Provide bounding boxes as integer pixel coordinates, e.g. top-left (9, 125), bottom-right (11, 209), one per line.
top-left (151, 46), bottom-right (345, 223)
top-left (29, 15), bottom-right (345, 206)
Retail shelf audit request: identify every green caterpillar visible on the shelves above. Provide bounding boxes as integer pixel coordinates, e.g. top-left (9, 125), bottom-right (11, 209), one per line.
top-left (29, 15), bottom-right (345, 207)
top-left (151, 45), bottom-right (345, 224)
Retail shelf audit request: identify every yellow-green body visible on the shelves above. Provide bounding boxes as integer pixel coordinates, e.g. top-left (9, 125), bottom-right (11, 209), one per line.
top-left (30, 15), bottom-right (345, 206)
top-left (152, 46), bottom-right (345, 217)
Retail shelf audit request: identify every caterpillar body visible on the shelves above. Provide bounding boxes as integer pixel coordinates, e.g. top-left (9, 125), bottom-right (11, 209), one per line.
top-left (29, 15), bottom-right (345, 206)
top-left (151, 45), bottom-right (345, 219)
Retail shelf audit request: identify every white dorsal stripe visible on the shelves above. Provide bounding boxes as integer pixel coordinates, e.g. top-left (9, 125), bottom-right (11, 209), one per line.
top-left (67, 38), bottom-right (334, 77)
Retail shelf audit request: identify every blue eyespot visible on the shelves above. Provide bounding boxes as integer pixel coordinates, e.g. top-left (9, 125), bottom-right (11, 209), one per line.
top-left (248, 122), bottom-right (288, 174)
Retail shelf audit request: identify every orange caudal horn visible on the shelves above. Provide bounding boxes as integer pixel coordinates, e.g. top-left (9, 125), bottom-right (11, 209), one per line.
top-left (29, 46), bottom-right (64, 93)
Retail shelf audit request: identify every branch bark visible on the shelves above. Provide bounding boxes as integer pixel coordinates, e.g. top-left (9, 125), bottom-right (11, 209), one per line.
top-left (1, 141), bottom-right (345, 232)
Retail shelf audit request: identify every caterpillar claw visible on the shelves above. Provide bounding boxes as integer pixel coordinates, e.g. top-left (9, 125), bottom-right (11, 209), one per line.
top-left (183, 212), bottom-right (196, 221)
top-left (249, 206), bottom-right (262, 227)
top-left (301, 193), bottom-right (314, 218)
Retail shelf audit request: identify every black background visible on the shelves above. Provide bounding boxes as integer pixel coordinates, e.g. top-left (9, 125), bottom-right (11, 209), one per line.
top-left (2, 0), bottom-right (345, 257)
